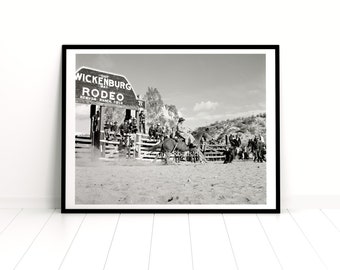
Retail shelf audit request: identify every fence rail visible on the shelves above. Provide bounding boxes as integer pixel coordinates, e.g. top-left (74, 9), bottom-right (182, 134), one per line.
top-left (75, 134), bottom-right (226, 162)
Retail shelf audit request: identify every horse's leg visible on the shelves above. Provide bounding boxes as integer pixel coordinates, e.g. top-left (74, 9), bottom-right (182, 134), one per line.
top-left (153, 153), bottom-right (158, 162)
top-left (164, 151), bottom-right (170, 165)
top-left (256, 151), bottom-right (260, 162)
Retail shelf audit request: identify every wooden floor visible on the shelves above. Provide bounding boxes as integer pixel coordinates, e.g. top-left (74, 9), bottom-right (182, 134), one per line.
top-left (0, 209), bottom-right (339, 270)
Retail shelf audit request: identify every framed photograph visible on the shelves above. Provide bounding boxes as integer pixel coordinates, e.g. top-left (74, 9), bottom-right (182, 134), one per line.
top-left (62, 45), bottom-right (280, 213)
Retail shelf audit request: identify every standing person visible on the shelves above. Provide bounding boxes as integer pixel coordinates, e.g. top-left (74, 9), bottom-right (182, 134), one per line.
top-left (223, 146), bottom-right (233, 164)
top-left (139, 110), bottom-right (146, 133)
top-left (235, 134), bottom-right (242, 147)
top-left (130, 117), bottom-right (138, 133)
top-left (119, 120), bottom-right (131, 146)
top-left (103, 120), bottom-right (110, 140)
top-left (229, 134), bottom-right (236, 147)
top-left (120, 120), bottom-right (130, 136)
top-left (155, 123), bottom-right (163, 140)
top-left (110, 121), bottom-right (118, 139)
top-left (148, 124), bottom-right (155, 139)
top-left (200, 128), bottom-right (209, 154)
top-left (91, 110), bottom-right (100, 133)
top-left (176, 117), bottom-right (195, 146)
top-left (91, 110), bottom-right (101, 148)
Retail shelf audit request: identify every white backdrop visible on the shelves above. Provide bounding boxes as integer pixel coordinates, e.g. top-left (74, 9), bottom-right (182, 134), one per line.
top-left (0, 0), bottom-right (339, 208)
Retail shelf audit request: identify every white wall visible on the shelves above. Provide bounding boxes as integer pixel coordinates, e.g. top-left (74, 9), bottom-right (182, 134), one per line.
top-left (1, 0), bottom-right (339, 208)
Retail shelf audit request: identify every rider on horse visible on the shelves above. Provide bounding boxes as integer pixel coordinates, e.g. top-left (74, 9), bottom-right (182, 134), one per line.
top-left (176, 117), bottom-right (195, 147)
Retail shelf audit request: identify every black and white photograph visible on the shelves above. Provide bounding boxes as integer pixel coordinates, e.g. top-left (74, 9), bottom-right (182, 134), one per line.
top-left (63, 45), bottom-right (279, 212)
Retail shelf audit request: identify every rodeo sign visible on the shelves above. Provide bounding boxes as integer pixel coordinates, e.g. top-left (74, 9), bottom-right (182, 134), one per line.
top-left (75, 67), bottom-right (139, 109)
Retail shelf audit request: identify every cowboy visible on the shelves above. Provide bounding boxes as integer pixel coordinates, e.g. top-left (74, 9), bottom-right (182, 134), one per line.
top-left (200, 127), bottom-right (209, 153)
top-left (119, 120), bottom-right (130, 137)
top-left (235, 134), bottom-right (242, 147)
top-left (138, 110), bottom-right (146, 133)
top-left (148, 124), bottom-right (156, 139)
top-left (229, 134), bottom-right (237, 147)
top-left (130, 117), bottom-right (138, 134)
top-left (109, 121), bottom-right (118, 139)
top-left (176, 117), bottom-right (195, 146)
top-left (223, 146), bottom-right (233, 164)
top-left (155, 123), bottom-right (163, 140)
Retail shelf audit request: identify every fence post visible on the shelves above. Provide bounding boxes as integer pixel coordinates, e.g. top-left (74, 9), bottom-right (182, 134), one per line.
top-left (136, 133), bottom-right (142, 158)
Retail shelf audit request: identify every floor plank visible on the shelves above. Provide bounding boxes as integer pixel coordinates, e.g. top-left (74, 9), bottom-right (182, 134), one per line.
top-left (104, 214), bottom-right (154, 270)
top-left (0, 209), bottom-right (54, 270)
top-left (189, 214), bottom-right (237, 270)
top-left (289, 209), bottom-right (340, 269)
top-left (149, 214), bottom-right (193, 270)
top-left (15, 210), bottom-right (85, 270)
top-left (321, 209), bottom-right (340, 232)
top-left (223, 214), bottom-right (281, 270)
top-left (61, 214), bottom-right (119, 270)
top-left (258, 210), bottom-right (325, 269)
top-left (0, 209), bottom-right (22, 233)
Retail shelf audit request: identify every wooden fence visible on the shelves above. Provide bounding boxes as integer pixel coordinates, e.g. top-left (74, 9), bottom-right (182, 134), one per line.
top-left (203, 144), bottom-right (225, 161)
top-left (75, 136), bottom-right (92, 159)
top-left (75, 134), bottom-right (226, 162)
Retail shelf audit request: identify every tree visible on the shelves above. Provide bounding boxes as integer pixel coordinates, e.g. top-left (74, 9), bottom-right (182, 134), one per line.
top-left (145, 87), bottom-right (164, 126)
top-left (144, 87), bottom-right (179, 130)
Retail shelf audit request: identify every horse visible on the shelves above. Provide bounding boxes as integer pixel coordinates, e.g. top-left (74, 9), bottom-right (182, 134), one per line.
top-left (148, 131), bottom-right (211, 164)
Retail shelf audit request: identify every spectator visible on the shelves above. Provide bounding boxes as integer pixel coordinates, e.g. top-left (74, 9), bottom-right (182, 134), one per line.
top-left (229, 134), bottom-right (236, 147)
top-left (223, 146), bottom-right (233, 164)
top-left (109, 121), bottom-right (118, 140)
top-left (130, 117), bottom-right (138, 133)
top-left (103, 120), bottom-right (110, 140)
top-left (91, 110), bottom-right (100, 133)
top-left (200, 128), bottom-right (209, 154)
top-left (148, 124), bottom-right (155, 139)
top-left (235, 134), bottom-right (242, 147)
top-left (155, 123), bottom-right (163, 140)
top-left (139, 110), bottom-right (146, 133)
top-left (120, 120), bottom-right (130, 137)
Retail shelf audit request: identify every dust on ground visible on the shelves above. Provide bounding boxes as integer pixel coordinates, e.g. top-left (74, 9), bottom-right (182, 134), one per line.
top-left (75, 159), bottom-right (266, 205)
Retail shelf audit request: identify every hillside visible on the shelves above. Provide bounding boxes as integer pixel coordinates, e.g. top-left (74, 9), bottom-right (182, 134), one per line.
top-left (193, 113), bottom-right (266, 146)
top-left (143, 86), bottom-right (266, 145)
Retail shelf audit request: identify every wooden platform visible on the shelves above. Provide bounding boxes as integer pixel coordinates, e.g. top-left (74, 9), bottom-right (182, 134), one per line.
top-left (0, 209), bottom-right (339, 269)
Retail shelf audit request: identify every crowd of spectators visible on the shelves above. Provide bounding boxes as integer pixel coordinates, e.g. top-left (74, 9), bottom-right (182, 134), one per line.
top-left (148, 123), bottom-right (172, 141)
top-left (103, 117), bottom-right (139, 141)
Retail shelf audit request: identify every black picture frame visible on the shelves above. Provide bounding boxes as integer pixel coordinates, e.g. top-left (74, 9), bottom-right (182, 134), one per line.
top-left (62, 45), bottom-right (280, 213)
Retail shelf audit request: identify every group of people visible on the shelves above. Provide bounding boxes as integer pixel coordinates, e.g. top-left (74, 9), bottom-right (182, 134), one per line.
top-left (103, 118), bottom-right (138, 141)
top-left (148, 123), bottom-right (167, 140)
top-left (223, 133), bottom-right (266, 164)
top-left (102, 110), bottom-right (147, 141)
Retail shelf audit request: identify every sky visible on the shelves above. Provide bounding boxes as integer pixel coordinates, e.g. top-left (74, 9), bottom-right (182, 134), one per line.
top-left (76, 53), bottom-right (265, 133)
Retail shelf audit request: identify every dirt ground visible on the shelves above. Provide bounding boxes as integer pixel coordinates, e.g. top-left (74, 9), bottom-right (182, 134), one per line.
top-left (75, 158), bottom-right (266, 205)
